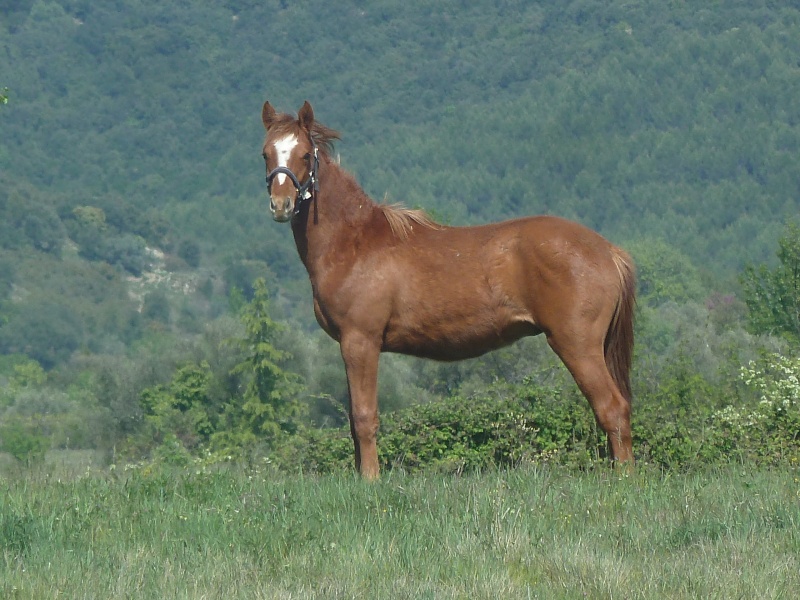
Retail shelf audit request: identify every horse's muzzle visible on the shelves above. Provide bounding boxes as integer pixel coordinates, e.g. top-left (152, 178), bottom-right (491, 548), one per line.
top-left (270, 196), bottom-right (294, 222)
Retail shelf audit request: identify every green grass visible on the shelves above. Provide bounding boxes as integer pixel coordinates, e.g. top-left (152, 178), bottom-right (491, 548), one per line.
top-left (1, 462), bottom-right (798, 599)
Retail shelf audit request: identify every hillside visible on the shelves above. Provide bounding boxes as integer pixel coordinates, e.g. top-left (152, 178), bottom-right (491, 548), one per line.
top-left (3, 2), bottom-right (798, 261)
top-left (0, 1), bottom-right (799, 436)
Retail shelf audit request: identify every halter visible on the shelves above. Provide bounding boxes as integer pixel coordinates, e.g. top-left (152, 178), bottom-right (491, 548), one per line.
top-left (265, 136), bottom-right (320, 216)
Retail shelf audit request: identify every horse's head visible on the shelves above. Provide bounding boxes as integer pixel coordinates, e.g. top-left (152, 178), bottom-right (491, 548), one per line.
top-left (261, 100), bottom-right (319, 222)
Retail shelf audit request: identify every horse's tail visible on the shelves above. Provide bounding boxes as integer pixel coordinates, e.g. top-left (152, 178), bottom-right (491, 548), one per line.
top-left (605, 248), bottom-right (636, 403)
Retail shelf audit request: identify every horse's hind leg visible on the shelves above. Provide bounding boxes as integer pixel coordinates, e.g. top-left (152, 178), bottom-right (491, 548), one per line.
top-left (546, 336), bottom-right (633, 463)
top-left (340, 332), bottom-right (382, 480)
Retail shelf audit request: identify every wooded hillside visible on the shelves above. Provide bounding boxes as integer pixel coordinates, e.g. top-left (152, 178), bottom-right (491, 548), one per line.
top-left (1, 1), bottom-right (799, 468)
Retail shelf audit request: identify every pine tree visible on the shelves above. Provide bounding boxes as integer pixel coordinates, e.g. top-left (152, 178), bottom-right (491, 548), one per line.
top-left (231, 278), bottom-right (305, 446)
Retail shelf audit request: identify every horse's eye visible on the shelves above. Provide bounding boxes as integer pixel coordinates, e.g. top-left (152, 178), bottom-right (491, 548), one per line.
top-left (303, 153), bottom-right (311, 162)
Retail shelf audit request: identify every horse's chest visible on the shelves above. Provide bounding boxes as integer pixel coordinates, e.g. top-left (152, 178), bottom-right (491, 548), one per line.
top-left (310, 258), bottom-right (390, 328)
top-left (310, 269), bottom-right (373, 340)
top-left (311, 292), bottom-right (340, 341)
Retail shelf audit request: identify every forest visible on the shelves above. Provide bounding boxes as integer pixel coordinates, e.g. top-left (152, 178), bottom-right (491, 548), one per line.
top-left (1, 0), bottom-right (800, 471)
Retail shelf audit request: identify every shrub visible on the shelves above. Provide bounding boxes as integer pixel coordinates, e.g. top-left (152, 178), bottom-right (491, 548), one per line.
top-left (123, 350), bottom-right (800, 474)
top-left (136, 362), bottom-right (216, 455)
top-left (381, 382), bottom-right (606, 472)
top-left (716, 352), bottom-right (800, 464)
top-left (0, 417), bottom-right (49, 465)
top-left (266, 381), bottom-right (603, 475)
top-left (636, 352), bottom-right (800, 468)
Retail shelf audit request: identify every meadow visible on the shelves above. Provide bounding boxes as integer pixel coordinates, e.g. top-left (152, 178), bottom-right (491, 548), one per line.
top-left (2, 457), bottom-right (798, 599)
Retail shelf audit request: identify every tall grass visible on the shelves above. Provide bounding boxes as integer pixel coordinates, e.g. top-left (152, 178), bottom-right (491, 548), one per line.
top-left (1, 462), bottom-right (798, 599)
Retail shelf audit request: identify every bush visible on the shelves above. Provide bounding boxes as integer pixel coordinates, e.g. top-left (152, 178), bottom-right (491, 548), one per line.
top-left (136, 362), bottom-right (216, 456)
top-left (714, 353), bottom-right (800, 464)
top-left (635, 352), bottom-right (800, 468)
top-left (119, 348), bottom-right (800, 475)
top-left (0, 417), bottom-right (49, 465)
top-left (268, 381), bottom-right (604, 475)
top-left (271, 352), bottom-right (800, 474)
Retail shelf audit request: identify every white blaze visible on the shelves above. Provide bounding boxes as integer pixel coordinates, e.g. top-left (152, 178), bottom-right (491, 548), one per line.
top-left (273, 134), bottom-right (298, 186)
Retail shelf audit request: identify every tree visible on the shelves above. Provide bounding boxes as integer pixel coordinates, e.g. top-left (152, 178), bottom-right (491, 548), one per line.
top-left (627, 239), bottom-right (705, 307)
top-left (176, 238), bottom-right (201, 268)
top-left (142, 290), bottom-right (171, 324)
top-left (139, 362), bottom-right (215, 452)
top-left (740, 222), bottom-right (800, 342)
top-left (228, 278), bottom-right (304, 447)
top-left (0, 257), bottom-right (14, 300)
top-left (0, 298), bottom-right (84, 369)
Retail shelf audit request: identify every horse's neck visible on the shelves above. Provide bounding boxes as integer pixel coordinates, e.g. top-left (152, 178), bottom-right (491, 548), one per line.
top-left (291, 159), bottom-right (377, 274)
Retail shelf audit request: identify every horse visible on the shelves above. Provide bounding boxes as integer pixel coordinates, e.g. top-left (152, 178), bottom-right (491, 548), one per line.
top-left (260, 100), bottom-right (636, 479)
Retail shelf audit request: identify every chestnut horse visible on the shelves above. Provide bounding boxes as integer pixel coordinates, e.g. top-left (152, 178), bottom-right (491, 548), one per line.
top-left (261, 101), bottom-right (636, 478)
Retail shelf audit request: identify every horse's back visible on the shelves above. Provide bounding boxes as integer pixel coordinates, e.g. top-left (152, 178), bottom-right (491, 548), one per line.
top-left (408, 214), bottom-right (624, 297)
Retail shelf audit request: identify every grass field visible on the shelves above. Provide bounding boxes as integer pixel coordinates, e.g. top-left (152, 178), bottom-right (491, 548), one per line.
top-left (1, 460), bottom-right (799, 599)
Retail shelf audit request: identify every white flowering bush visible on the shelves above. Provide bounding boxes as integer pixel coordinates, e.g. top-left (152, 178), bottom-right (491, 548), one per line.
top-left (740, 353), bottom-right (800, 407)
top-left (708, 353), bottom-right (800, 463)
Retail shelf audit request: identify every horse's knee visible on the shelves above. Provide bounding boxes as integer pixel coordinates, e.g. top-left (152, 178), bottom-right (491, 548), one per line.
top-left (351, 409), bottom-right (379, 442)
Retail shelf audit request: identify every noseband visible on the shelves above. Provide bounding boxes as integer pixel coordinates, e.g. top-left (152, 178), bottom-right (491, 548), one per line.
top-left (266, 137), bottom-right (320, 216)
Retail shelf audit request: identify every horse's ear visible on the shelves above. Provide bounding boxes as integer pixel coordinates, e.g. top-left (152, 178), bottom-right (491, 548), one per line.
top-left (297, 100), bottom-right (314, 130)
top-left (262, 101), bottom-right (277, 130)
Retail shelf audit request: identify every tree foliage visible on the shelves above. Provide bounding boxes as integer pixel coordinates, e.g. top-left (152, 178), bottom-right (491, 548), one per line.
top-left (139, 362), bottom-right (216, 454)
top-left (127, 278), bottom-right (305, 461)
top-left (0, 417), bottom-right (48, 464)
top-left (2, 1), bottom-right (800, 471)
top-left (1, 0), bottom-right (799, 370)
top-left (741, 222), bottom-right (800, 342)
top-left (229, 278), bottom-right (305, 446)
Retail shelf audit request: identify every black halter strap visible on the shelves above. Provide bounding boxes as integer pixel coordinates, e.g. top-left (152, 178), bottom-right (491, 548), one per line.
top-left (265, 137), bottom-right (319, 215)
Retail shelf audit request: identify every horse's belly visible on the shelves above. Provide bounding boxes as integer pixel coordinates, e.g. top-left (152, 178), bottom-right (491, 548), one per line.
top-left (382, 311), bottom-right (540, 361)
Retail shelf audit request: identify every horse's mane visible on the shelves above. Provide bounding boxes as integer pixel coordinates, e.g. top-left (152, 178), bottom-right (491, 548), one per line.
top-left (381, 204), bottom-right (441, 240)
top-left (266, 112), bottom-right (340, 156)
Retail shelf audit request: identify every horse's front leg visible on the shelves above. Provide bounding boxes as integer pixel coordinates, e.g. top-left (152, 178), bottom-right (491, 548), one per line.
top-left (340, 332), bottom-right (381, 480)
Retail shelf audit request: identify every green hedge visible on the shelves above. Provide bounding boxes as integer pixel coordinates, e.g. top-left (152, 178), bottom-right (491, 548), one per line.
top-left (136, 353), bottom-right (800, 474)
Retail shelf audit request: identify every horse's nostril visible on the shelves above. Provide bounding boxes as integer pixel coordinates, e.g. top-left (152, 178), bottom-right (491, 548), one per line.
top-left (284, 197), bottom-right (292, 211)
top-left (269, 199), bottom-right (277, 213)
